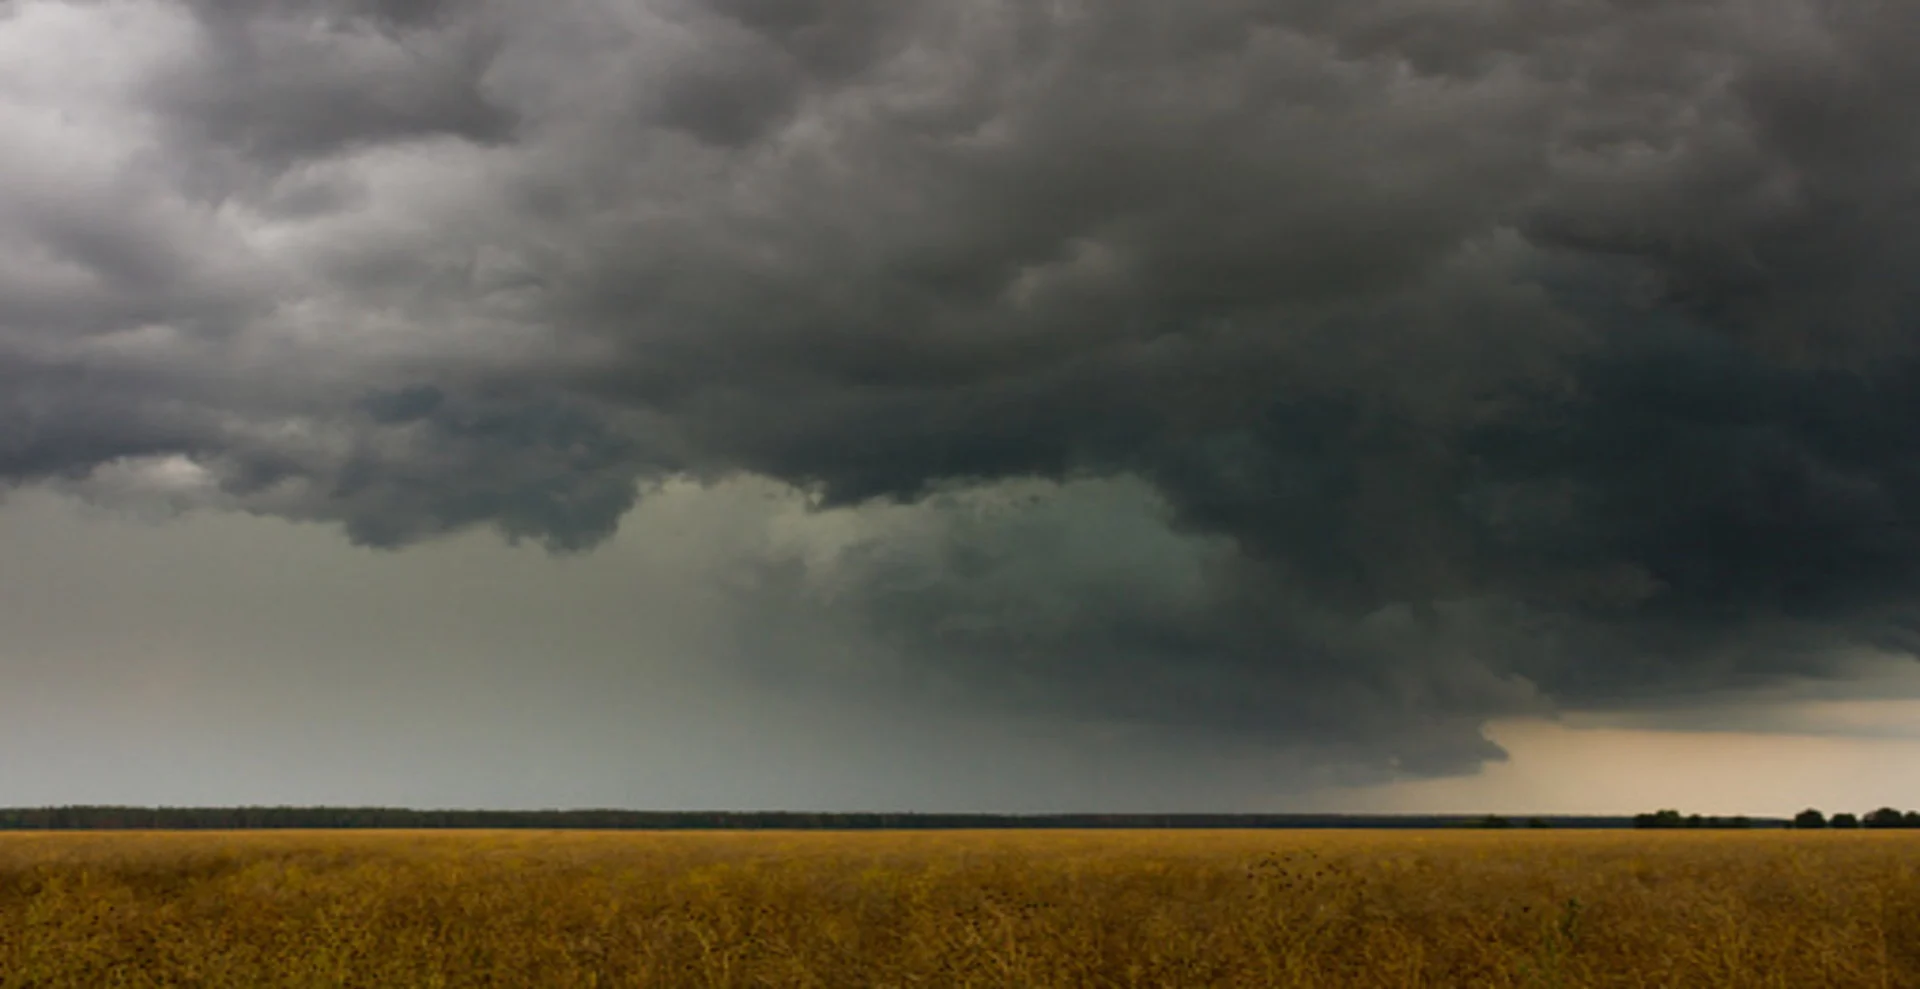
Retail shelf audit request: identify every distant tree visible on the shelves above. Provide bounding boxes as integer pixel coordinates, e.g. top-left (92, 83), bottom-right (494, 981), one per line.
top-left (1634, 809), bottom-right (1685, 829)
top-left (1685, 814), bottom-right (1705, 828)
top-left (1728, 816), bottom-right (1751, 829)
top-left (1526, 817), bottom-right (1551, 829)
top-left (1793, 808), bottom-right (1827, 829)
top-left (1830, 812), bottom-right (1860, 829)
top-left (1480, 815), bottom-right (1512, 829)
top-left (1864, 807), bottom-right (1905, 829)
top-left (1904, 811), bottom-right (1920, 829)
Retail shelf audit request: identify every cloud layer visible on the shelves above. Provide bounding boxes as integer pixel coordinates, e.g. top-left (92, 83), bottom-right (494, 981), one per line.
top-left (6, 0), bottom-right (1920, 781)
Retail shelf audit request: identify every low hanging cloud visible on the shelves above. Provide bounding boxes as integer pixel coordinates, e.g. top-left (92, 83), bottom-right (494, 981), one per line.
top-left (6, 0), bottom-right (1920, 781)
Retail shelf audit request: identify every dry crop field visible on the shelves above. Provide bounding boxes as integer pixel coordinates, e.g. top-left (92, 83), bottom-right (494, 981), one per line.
top-left (0, 828), bottom-right (1915, 988)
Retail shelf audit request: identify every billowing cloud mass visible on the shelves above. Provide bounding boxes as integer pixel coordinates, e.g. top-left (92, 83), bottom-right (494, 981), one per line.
top-left (5, 0), bottom-right (1920, 783)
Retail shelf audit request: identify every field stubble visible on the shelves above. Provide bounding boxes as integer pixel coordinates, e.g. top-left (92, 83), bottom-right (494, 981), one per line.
top-left (0, 829), bottom-right (1913, 987)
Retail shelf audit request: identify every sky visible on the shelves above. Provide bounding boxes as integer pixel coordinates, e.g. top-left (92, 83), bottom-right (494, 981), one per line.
top-left (3, 0), bottom-right (1920, 816)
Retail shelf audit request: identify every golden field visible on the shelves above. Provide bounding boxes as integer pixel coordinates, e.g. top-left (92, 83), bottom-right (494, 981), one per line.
top-left (0, 828), bottom-right (1915, 988)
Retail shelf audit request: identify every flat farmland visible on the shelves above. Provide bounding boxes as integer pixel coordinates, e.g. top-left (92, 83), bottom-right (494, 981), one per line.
top-left (0, 828), bottom-right (1915, 987)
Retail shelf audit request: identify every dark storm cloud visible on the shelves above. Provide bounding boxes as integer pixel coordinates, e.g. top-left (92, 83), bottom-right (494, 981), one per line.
top-left (7, 0), bottom-right (1920, 779)
top-left (165, 0), bottom-right (517, 162)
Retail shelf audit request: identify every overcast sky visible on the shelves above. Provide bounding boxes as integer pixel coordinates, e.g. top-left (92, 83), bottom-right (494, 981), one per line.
top-left (4, 0), bottom-right (1920, 815)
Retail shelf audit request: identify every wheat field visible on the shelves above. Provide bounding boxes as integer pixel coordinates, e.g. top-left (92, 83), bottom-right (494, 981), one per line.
top-left (0, 828), bottom-right (1914, 987)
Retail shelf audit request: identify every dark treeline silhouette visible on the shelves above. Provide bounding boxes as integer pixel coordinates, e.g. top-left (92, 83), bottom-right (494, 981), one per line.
top-left (0, 806), bottom-right (1662, 831)
top-left (1786, 807), bottom-right (1920, 829)
top-left (1468, 816), bottom-right (1558, 829)
top-left (1634, 807), bottom-right (1920, 829)
top-left (1632, 809), bottom-right (1763, 829)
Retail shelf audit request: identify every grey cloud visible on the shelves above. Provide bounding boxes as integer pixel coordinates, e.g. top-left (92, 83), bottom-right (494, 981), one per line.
top-left (705, 0), bottom-right (916, 81)
top-left (165, 1), bottom-right (517, 162)
top-left (360, 384), bottom-right (445, 424)
top-left (184, 0), bottom-right (465, 29)
top-left (1519, 0), bottom-right (1920, 366)
top-left (7, 0), bottom-right (1920, 782)
top-left (333, 396), bottom-right (652, 550)
top-left (722, 478), bottom-right (1545, 779)
top-left (650, 0), bottom-right (923, 146)
top-left (651, 42), bottom-right (803, 148)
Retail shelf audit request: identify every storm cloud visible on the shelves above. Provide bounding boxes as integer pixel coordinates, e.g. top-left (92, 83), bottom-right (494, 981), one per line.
top-left (6, 0), bottom-right (1920, 782)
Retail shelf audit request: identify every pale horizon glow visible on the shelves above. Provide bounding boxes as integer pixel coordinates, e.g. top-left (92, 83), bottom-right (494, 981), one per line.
top-left (1322, 716), bottom-right (1920, 819)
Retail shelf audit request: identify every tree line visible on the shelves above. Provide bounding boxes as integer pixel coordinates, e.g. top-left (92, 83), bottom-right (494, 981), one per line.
top-left (1633, 807), bottom-right (1920, 829)
top-left (1631, 810), bottom-right (1760, 829)
top-left (1786, 807), bottom-right (1920, 829)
